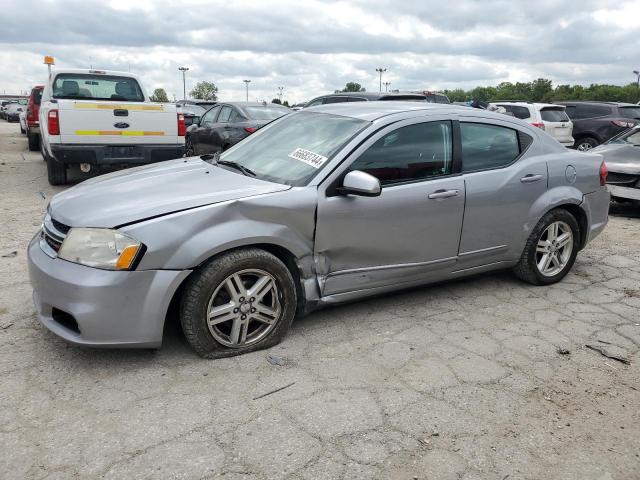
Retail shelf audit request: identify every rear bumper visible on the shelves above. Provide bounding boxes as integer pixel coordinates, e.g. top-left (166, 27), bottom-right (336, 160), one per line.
top-left (50, 143), bottom-right (185, 166)
top-left (27, 233), bottom-right (190, 348)
top-left (608, 184), bottom-right (640, 201)
top-left (581, 187), bottom-right (610, 246)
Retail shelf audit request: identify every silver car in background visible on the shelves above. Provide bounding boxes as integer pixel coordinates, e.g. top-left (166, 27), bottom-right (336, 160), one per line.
top-left (28, 102), bottom-right (610, 358)
top-left (593, 125), bottom-right (640, 204)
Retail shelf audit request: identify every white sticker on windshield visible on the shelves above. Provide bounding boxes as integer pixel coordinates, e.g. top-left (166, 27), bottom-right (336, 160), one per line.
top-left (288, 147), bottom-right (328, 169)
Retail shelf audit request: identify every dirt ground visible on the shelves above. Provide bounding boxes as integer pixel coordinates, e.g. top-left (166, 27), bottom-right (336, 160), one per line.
top-left (0, 120), bottom-right (639, 480)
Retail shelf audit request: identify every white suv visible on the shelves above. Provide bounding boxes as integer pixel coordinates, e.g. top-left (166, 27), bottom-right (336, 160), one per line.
top-left (490, 102), bottom-right (574, 147)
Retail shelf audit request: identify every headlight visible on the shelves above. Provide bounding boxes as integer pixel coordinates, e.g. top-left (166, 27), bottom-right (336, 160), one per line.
top-left (58, 228), bottom-right (144, 270)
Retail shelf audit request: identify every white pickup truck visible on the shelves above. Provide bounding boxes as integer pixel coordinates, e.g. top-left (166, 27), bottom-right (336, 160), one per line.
top-left (39, 69), bottom-right (185, 185)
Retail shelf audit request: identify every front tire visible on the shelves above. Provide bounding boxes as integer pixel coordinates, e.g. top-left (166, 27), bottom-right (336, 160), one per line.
top-left (180, 248), bottom-right (297, 358)
top-left (513, 209), bottom-right (580, 285)
top-left (574, 137), bottom-right (598, 151)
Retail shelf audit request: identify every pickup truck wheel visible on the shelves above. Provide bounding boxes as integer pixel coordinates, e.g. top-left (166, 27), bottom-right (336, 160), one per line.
top-left (46, 155), bottom-right (67, 185)
top-left (180, 248), bottom-right (297, 359)
top-left (513, 209), bottom-right (579, 285)
top-left (27, 132), bottom-right (39, 151)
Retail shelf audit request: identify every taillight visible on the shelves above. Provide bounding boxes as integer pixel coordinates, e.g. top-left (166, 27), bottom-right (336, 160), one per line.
top-left (530, 122), bottom-right (545, 130)
top-left (48, 109), bottom-right (59, 135)
top-left (599, 161), bottom-right (608, 186)
top-left (244, 126), bottom-right (257, 134)
top-left (611, 120), bottom-right (635, 128)
top-left (177, 113), bottom-right (186, 136)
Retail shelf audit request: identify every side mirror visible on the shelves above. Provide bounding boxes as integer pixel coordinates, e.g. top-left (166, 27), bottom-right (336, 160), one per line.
top-left (338, 170), bottom-right (381, 197)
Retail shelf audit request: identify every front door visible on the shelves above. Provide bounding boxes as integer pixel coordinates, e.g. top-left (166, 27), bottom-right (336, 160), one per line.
top-left (315, 119), bottom-right (465, 297)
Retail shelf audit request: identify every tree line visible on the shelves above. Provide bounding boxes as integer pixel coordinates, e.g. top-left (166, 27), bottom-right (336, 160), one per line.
top-left (442, 78), bottom-right (640, 103)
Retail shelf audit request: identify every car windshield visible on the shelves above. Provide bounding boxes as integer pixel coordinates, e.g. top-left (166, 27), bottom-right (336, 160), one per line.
top-left (219, 111), bottom-right (370, 186)
top-left (52, 73), bottom-right (145, 102)
top-left (608, 127), bottom-right (640, 145)
top-left (244, 106), bottom-right (289, 121)
top-left (618, 106), bottom-right (640, 119)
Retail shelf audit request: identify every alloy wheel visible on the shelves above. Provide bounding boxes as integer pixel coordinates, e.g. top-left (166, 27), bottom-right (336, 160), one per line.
top-left (206, 269), bottom-right (281, 347)
top-left (576, 142), bottom-right (592, 151)
top-left (535, 221), bottom-right (573, 277)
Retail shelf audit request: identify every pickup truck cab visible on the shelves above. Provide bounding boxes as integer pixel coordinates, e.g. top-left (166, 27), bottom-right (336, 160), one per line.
top-left (40, 69), bottom-right (185, 185)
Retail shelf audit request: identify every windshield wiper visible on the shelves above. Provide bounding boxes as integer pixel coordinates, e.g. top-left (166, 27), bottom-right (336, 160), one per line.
top-left (199, 154), bottom-right (256, 177)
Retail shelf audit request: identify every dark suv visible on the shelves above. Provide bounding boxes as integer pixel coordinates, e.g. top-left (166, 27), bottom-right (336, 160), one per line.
top-left (556, 101), bottom-right (640, 151)
top-left (304, 91), bottom-right (449, 108)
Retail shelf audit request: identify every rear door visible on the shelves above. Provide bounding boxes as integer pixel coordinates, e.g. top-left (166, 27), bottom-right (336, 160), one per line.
top-left (539, 106), bottom-right (573, 145)
top-left (456, 117), bottom-right (547, 270)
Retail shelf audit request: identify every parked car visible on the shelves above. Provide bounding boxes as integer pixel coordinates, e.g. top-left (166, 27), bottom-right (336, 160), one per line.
top-left (19, 111), bottom-right (27, 134)
top-left (28, 102), bottom-right (609, 358)
top-left (178, 103), bottom-right (206, 128)
top-left (0, 100), bottom-right (15, 120)
top-left (5, 100), bottom-right (27, 122)
top-left (304, 91), bottom-right (435, 107)
top-left (39, 69), bottom-right (185, 185)
top-left (556, 101), bottom-right (640, 151)
top-left (593, 126), bottom-right (640, 205)
top-left (185, 102), bottom-right (289, 156)
top-left (26, 85), bottom-right (44, 151)
top-left (490, 102), bottom-right (574, 147)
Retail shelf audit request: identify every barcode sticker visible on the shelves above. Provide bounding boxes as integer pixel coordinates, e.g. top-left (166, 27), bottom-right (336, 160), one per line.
top-left (288, 148), bottom-right (328, 169)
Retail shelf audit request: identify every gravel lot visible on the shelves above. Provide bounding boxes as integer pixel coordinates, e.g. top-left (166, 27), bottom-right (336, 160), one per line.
top-left (1, 120), bottom-right (639, 480)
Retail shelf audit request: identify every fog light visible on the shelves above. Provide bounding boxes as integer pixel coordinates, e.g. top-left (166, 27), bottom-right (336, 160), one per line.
top-left (80, 163), bottom-right (91, 173)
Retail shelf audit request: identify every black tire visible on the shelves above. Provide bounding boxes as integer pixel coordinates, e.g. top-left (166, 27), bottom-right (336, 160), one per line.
top-left (185, 137), bottom-right (196, 157)
top-left (27, 132), bottom-right (39, 151)
top-left (513, 209), bottom-right (580, 286)
top-left (46, 155), bottom-right (67, 185)
top-left (180, 248), bottom-right (297, 358)
top-left (574, 136), bottom-right (599, 151)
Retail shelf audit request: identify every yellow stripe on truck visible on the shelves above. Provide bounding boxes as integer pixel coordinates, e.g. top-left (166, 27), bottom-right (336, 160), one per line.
top-left (75, 130), bottom-right (165, 136)
top-left (73, 103), bottom-right (165, 111)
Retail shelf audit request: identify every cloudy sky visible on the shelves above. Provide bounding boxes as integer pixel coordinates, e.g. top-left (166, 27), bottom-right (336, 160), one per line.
top-left (1, 0), bottom-right (639, 103)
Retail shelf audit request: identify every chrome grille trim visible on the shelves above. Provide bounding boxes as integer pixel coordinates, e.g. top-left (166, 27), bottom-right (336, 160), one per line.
top-left (40, 214), bottom-right (69, 258)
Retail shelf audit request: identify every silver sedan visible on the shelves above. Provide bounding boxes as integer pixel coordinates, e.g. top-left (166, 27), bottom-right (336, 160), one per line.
top-left (28, 102), bottom-right (610, 358)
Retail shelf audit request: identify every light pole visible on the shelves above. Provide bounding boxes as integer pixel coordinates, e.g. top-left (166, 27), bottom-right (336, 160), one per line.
top-left (375, 67), bottom-right (387, 92)
top-left (178, 67), bottom-right (189, 100)
top-left (277, 86), bottom-right (284, 103)
top-left (243, 80), bottom-right (251, 101)
top-left (383, 81), bottom-right (391, 92)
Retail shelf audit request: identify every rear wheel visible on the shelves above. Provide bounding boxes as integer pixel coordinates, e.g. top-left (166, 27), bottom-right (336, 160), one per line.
top-left (513, 209), bottom-right (580, 285)
top-left (574, 137), bottom-right (598, 151)
top-left (180, 248), bottom-right (297, 358)
top-left (46, 155), bottom-right (67, 185)
top-left (27, 132), bottom-right (39, 151)
top-left (185, 137), bottom-right (196, 157)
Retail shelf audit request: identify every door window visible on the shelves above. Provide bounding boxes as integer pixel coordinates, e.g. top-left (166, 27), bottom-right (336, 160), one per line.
top-left (218, 106), bottom-right (233, 123)
top-left (305, 98), bottom-right (324, 107)
top-left (201, 106), bottom-right (220, 126)
top-left (575, 104), bottom-right (611, 119)
top-left (324, 96), bottom-right (350, 104)
top-left (349, 121), bottom-right (453, 185)
top-left (460, 123), bottom-right (521, 172)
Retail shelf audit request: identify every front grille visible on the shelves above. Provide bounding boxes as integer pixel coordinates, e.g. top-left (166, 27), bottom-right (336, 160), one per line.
top-left (41, 214), bottom-right (69, 257)
top-left (607, 172), bottom-right (639, 186)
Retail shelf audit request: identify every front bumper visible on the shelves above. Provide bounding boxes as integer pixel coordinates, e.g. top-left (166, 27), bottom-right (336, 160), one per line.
top-left (50, 144), bottom-right (185, 166)
top-left (27, 233), bottom-right (190, 348)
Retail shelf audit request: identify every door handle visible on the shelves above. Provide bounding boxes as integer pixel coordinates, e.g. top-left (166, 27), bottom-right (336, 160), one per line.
top-left (428, 189), bottom-right (459, 199)
top-left (520, 174), bottom-right (543, 183)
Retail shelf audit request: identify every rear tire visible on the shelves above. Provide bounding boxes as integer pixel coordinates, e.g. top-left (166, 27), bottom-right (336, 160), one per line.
top-left (180, 248), bottom-right (297, 359)
top-left (513, 209), bottom-right (580, 285)
top-left (574, 137), bottom-right (598, 151)
top-left (27, 132), bottom-right (39, 151)
top-left (46, 155), bottom-right (67, 185)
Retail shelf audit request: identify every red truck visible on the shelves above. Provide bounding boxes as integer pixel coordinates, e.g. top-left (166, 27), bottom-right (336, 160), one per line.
top-left (26, 85), bottom-right (44, 151)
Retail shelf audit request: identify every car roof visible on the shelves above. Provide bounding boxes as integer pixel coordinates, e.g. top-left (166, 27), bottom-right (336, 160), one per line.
top-left (307, 101), bottom-right (471, 121)
top-left (313, 91), bottom-right (427, 100)
top-left (555, 101), bottom-right (638, 107)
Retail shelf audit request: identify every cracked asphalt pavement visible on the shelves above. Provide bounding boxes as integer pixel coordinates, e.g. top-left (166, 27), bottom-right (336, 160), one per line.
top-left (1, 121), bottom-right (639, 479)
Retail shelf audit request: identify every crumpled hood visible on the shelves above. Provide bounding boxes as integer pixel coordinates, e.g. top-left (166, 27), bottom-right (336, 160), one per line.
top-left (49, 158), bottom-right (291, 228)
top-left (593, 143), bottom-right (640, 174)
